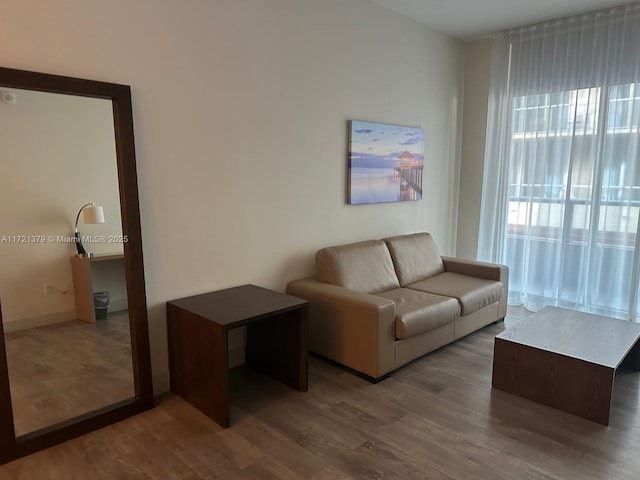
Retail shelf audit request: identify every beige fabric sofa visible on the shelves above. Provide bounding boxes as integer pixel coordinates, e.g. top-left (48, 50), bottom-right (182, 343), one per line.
top-left (287, 232), bottom-right (508, 381)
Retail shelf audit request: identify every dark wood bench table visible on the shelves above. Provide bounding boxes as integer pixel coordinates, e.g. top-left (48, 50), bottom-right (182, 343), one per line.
top-left (167, 284), bottom-right (308, 427)
top-left (492, 306), bottom-right (640, 425)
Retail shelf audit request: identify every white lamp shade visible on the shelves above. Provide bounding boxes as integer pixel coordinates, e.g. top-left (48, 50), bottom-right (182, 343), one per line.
top-left (83, 205), bottom-right (105, 224)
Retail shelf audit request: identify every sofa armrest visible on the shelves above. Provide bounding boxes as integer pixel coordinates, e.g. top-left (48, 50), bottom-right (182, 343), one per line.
top-left (441, 256), bottom-right (508, 283)
top-left (441, 256), bottom-right (509, 319)
top-left (287, 278), bottom-right (396, 379)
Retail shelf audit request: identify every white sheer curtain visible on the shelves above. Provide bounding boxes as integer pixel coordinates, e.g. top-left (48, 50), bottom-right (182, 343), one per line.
top-left (478, 4), bottom-right (640, 320)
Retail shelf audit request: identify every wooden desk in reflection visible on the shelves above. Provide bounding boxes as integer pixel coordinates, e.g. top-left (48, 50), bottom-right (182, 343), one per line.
top-left (70, 253), bottom-right (125, 323)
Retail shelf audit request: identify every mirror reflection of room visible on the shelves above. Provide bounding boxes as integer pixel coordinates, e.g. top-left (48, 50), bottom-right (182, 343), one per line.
top-left (0, 87), bottom-right (134, 436)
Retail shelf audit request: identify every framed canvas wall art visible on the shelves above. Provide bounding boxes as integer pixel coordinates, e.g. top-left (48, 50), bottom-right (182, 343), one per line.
top-left (347, 120), bottom-right (424, 204)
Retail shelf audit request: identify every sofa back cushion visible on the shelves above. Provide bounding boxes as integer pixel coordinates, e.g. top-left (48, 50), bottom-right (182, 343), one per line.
top-left (316, 240), bottom-right (400, 294)
top-left (384, 232), bottom-right (445, 286)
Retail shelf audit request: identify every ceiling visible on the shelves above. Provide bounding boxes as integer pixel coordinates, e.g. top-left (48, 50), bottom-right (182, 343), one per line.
top-left (368, 0), bottom-right (634, 39)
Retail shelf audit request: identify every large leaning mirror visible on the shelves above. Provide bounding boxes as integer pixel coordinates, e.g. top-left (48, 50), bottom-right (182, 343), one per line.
top-left (0, 67), bottom-right (153, 464)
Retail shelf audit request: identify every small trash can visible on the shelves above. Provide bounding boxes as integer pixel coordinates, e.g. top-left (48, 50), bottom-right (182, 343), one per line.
top-left (93, 291), bottom-right (110, 320)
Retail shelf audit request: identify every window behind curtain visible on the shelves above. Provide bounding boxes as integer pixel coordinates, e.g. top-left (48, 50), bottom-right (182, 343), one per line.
top-left (478, 5), bottom-right (640, 320)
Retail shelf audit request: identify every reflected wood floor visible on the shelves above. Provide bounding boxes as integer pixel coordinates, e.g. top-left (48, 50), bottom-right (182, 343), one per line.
top-left (1, 307), bottom-right (640, 479)
top-left (4, 311), bottom-right (134, 436)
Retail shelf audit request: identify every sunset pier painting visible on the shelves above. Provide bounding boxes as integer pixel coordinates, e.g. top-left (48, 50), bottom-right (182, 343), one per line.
top-left (348, 120), bottom-right (424, 204)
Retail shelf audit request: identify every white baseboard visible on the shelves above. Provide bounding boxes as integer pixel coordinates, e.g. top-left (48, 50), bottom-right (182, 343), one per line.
top-left (109, 298), bottom-right (128, 313)
top-left (228, 326), bottom-right (246, 368)
top-left (3, 309), bottom-right (77, 333)
top-left (3, 297), bottom-right (128, 333)
top-left (228, 345), bottom-right (246, 368)
top-left (152, 370), bottom-right (171, 395)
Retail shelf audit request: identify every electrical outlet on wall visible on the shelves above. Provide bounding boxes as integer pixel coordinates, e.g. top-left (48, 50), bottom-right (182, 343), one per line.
top-left (43, 283), bottom-right (53, 295)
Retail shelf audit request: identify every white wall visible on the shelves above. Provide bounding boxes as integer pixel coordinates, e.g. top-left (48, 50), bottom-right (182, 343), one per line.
top-left (0, 88), bottom-right (124, 328)
top-left (0, 0), bottom-right (464, 392)
top-left (457, 38), bottom-right (493, 259)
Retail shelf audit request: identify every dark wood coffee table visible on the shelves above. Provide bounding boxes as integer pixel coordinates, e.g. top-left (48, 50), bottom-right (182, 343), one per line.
top-left (167, 284), bottom-right (309, 427)
top-left (492, 306), bottom-right (640, 425)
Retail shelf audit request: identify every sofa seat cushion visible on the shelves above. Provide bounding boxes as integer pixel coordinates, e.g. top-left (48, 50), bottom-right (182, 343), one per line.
top-left (315, 240), bottom-right (400, 294)
top-left (384, 232), bottom-right (445, 286)
top-left (376, 288), bottom-right (460, 339)
top-left (407, 272), bottom-right (503, 316)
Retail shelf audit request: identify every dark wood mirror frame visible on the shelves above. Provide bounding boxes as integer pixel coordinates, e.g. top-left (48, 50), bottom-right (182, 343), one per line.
top-left (0, 66), bottom-right (153, 464)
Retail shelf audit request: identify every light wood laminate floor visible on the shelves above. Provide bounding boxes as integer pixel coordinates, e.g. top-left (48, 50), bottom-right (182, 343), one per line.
top-left (1, 307), bottom-right (639, 479)
top-left (4, 311), bottom-right (134, 436)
